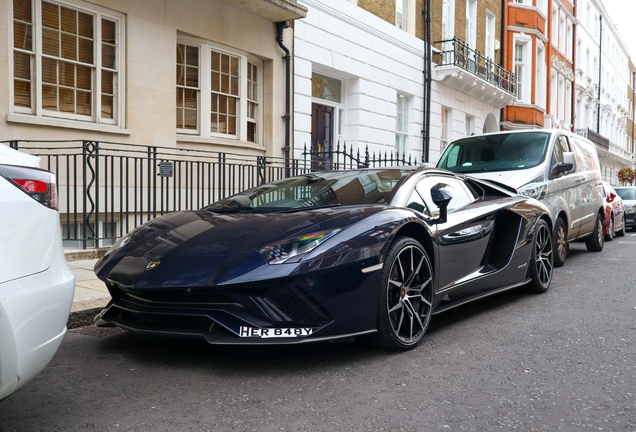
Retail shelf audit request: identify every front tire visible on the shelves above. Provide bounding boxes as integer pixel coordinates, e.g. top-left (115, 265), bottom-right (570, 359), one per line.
top-left (585, 213), bottom-right (605, 252)
top-left (526, 219), bottom-right (553, 293)
top-left (372, 237), bottom-right (433, 351)
top-left (553, 217), bottom-right (568, 267)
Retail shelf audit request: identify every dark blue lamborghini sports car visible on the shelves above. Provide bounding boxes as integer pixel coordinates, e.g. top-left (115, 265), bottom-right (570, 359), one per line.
top-left (94, 167), bottom-right (553, 350)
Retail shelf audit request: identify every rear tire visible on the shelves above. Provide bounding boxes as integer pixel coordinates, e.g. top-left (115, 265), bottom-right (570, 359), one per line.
top-left (372, 237), bottom-right (433, 351)
top-left (605, 215), bottom-right (615, 241)
top-left (585, 213), bottom-right (605, 252)
top-left (616, 215), bottom-right (626, 237)
top-left (553, 217), bottom-right (568, 267)
top-left (526, 219), bottom-right (553, 293)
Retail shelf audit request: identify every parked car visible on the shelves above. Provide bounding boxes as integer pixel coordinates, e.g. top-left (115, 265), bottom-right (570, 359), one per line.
top-left (601, 182), bottom-right (625, 240)
top-left (437, 129), bottom-right (605, 267)
top-left (94, 167), bottom-right (553, 351)
top-left (614, 186), bottom-right (636, 231)
top-left (0, 144), bottom-right (75, 401)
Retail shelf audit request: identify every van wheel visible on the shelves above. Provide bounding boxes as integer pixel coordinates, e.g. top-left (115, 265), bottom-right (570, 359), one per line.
top-left (585, 213), bottom-right (605, 252)
top-left (605, 215), bottom-right (615, 241)
top-left (553, 217), bottom-right (568, 267)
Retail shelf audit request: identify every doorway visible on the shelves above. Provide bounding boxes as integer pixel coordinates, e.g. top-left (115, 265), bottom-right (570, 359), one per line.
top-left (311, 103), bottom-right (334, 170)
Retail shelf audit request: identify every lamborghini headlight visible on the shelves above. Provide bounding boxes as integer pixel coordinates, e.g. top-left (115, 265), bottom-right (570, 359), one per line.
top-left (259, 229), bottom-right (341, 264)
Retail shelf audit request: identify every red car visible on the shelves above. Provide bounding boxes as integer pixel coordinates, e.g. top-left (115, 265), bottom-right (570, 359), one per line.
top-left (601, 181), bottom-right (626, 240)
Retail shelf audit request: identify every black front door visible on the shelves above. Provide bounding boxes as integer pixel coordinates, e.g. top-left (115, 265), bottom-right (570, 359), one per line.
top-left (311, 103), bottom-right (334, 170)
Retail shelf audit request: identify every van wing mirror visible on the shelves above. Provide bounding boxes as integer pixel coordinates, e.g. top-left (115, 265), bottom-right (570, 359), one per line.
top-left (431, 183), bottom-right (454, 223)
top-left (551, 151), bottom-right (575, 177)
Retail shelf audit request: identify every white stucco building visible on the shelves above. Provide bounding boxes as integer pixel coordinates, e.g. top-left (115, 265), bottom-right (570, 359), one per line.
top-left (293, 0), bottom-right (514, 167)
top-left (575, 0), bottom-right (634, 184)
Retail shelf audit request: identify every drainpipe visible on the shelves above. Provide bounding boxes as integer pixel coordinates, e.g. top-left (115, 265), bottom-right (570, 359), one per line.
top-left (500, 0), bottom-right (505, 129)
top-left (571, 0), bottom-right (577, 132)
top-left (276, 21), bottom-right (291, 178)
top-left (632, 71), bottom-right (636, 157)
top-left (597, 15), bottom-right (602, 134)
top-left (422, 0), bottom-right (431, 163)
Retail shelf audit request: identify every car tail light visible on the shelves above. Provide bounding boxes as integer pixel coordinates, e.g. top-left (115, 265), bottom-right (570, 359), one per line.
top-left (0, 164), bottom-right (57, 210)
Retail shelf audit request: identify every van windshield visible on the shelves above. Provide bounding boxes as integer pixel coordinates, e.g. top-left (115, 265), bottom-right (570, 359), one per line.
top-left (437, 132), bottom-right (551, 174)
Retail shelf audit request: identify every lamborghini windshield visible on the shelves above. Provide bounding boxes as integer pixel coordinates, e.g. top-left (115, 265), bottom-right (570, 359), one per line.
top-left (437, 132), bottom-right (551, 174)
top-left (203, 169), bottom-right (412, 212)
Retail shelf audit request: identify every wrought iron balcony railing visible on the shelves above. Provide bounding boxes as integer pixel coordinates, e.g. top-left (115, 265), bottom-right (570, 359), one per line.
top-left (433, 37), bottom-right (516, 95)
top-left (576, 128), bottom-right (610, 150)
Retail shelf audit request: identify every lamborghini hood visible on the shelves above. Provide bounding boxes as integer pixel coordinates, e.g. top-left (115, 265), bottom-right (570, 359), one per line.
top-left (94, 206), bottom-right (386, 288)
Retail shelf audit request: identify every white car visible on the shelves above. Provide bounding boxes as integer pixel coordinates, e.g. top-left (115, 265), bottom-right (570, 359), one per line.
top-left (0, 143), bottom-right (75, 400)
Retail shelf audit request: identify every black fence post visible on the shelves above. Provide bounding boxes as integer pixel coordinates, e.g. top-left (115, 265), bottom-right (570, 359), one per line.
top-left (257, 156), bottom-right (267, 185)
top-left (82, 141), bottom-right (98, 249)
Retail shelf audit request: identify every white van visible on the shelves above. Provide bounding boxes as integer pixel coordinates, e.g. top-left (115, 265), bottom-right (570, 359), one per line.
top-left (436, 129), bottom-right (605, 267)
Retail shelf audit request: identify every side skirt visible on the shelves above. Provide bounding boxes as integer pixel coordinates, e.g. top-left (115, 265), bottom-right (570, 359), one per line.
top-left (432, 278), bottom-right (531, 315)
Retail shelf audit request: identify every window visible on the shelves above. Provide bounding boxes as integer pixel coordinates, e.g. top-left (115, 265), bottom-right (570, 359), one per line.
top-left (177, 35), bottom-right (262, 143)
top-left (465, 114), bottom-right (473, 136)
top-left (441, 107), bottom-right (451, 151)
top-left (465, 0), bottom-right (477, 49)
top-left (514, 40), bottom-right (531, 103)
top-left (396, 0), bottom-right (408, 32)
top-left (11, 0), bottom-right (125, 125)
top-left (536, 43), bottom-right (546, 108)
top-left (415, 176), bottom-right (474, 216)
top-left (395, 94), bottom-right (409, 155)
top-left (485, 11), bottom-right (495, 61)
top-left (441, 0), bottom-right (455, 62)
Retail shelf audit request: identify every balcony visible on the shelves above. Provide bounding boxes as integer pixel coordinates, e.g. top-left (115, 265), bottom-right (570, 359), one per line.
top-left (227, 0), bottom-right (307, 22)
top-left (576, 128), bottom-right (633, 166)
top-left (432, 38), bottom-right (517, 108)
top-left (576, 128), bottom-right (609, 150)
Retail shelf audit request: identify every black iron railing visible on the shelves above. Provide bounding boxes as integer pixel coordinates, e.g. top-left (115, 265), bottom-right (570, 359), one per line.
top-left (576, 128), bottom-right (610, 150)
top-left (433, 37), bottom-right (516, 95)
top-left (6, 140), bottom-right (416, 249)
top-left (302, 141), bottom-right (416, 171)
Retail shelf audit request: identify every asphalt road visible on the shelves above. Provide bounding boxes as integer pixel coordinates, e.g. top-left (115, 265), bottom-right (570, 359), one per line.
top-left (1, 236), bottom-right (636, 431)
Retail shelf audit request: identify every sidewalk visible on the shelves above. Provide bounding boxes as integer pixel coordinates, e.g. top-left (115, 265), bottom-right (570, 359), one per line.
top-left (66, 252), bottom-right (111, 329)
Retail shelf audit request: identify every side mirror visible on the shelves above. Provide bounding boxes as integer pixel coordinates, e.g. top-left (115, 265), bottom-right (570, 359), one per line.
top-left (607, 192), bottom-right (616, 203)
top-left (551, 151), bottom-right (575, 178)
top-left (431, 183), bottom-right (454, 223)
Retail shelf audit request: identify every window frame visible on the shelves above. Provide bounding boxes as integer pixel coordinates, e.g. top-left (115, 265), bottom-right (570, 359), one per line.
top-left (176, 34), bottom-right (263, 144)
top-left (513, 35), bottom-right (532, 104)
top-left (9, 0), bottom-right (126, 127)
top-left (395, 93), bottom-right (409, 155)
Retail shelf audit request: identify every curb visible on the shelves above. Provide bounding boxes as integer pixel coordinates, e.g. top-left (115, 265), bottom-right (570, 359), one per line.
top-left (68, 307), bottom-right (103, 329)
top-left (64, 247), bottom-right (109, 262)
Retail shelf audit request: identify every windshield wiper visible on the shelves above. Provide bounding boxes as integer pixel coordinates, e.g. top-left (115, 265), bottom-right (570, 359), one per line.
top-left (279, 203), bottom-right (342, 213)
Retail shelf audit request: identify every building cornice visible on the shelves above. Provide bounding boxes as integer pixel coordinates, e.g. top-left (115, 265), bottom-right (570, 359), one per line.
top-left (507, 26), bottom-right (549, 44)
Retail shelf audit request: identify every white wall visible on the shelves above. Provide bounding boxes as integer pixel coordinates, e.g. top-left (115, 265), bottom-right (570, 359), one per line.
top-left (295, 0), bottom-right (501, 165)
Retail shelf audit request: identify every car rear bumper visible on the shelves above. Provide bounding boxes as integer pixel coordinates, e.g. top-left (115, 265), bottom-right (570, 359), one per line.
top-left (0, 253), bottom-right (74, 400)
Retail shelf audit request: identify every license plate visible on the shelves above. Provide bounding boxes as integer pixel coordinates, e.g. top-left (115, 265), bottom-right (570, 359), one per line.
top-left (239, 326), bottom-right (313, 338)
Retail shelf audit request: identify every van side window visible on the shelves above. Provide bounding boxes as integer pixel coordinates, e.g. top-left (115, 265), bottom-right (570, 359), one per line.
top-left (553, 136), bottom-right (570, 163)
top-left (570, 137), bottom-right (600, 172)
top-left (550, 135), bottom-right (572, 179)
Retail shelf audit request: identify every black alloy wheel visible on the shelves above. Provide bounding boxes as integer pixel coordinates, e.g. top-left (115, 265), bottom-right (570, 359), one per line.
top-left (526, 219), bottom-right (553, 293)
top-left (373, 237), bottom-right (433, 351)
top-left (553, 217), bottom-right (568, 267)
top-left (585, 213), bottom-right (605, 252)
